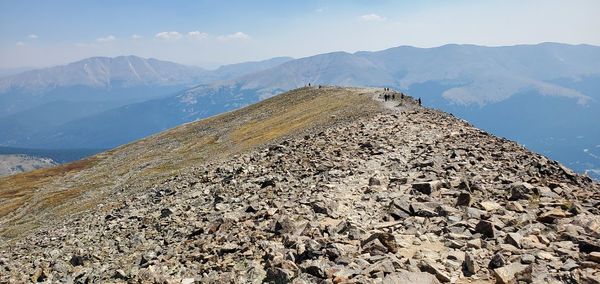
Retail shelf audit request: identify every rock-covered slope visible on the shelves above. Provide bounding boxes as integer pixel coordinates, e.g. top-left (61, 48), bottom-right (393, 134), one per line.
top-left (1, 87), bottom-right (599, 283)
top-left (0, 87), bottom-right (378, 240)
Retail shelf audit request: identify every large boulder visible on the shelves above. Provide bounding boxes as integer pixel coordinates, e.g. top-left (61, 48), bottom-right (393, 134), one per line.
top-left (383, 271), bottom-right (441, 284)
top-left (493, 263), bottom-right (532, 284)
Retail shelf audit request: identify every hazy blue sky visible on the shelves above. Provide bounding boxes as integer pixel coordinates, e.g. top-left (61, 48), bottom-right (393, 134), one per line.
top-left (1, 0), bottom-right (599, 68)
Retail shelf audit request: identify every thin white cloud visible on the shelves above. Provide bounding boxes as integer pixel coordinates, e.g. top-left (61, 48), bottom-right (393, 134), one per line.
top-left (359, 13), bottom-right (386, 22)
top-left (155, 31), bottom-right (182, 40)
top-left (28, 34), bottom-right (38, 39)
top-left (316, 7), bottom-right (326, 13)
top-left (187, 31), bottom-right (208, 40)
top-left (131, 34), bottom-right (143, 40)
top-left (217, 32), bottom-right (250, 41)
top-left (96, 35), bottom-right (117, 42)
top-left (16, 41), bottom-right (25, 46)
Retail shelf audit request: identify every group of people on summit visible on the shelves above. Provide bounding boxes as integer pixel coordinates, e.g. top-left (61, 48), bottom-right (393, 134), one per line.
top-left (381, 87), bottom-right (421, 106)
top-left (383, 92), bottom-right (394, 101)
top-left (305, 84), bottom-right (422, 106)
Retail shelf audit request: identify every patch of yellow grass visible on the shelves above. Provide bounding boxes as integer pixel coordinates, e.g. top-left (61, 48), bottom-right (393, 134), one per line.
top-left (0, 157), bottom-right (97, 218)
top-left (232, 88), bottom-right (374, 148)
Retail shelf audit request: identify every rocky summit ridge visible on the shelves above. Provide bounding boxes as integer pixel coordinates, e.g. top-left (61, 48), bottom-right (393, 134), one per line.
top-left (1, 87), bottom-right (599, 283)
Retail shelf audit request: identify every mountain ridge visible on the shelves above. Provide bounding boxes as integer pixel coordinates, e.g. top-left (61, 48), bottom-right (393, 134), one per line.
top-left (1, 87), bottom-right (598, 283)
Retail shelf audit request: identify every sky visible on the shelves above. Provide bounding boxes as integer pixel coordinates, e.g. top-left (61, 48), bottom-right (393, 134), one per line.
top-left (1, 0), bottom-right (599, 69)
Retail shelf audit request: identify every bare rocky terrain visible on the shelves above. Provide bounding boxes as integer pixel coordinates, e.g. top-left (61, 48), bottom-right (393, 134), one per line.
top-left (0, 154), bottom-right (56, 177)
top-left (1, 87), bottom-right (599, 283)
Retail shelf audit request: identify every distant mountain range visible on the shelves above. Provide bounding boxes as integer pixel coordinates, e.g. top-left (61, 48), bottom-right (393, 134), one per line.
top-left (0, 55), bottom-right (293, 117)
top-left (0, 55), bottom-right (294, 93)
top-left (0, 43), bottom-right (598, 178)
top-left (0, 56), bottom-right (200, 118)
top-left (0, 56), bottom-right (208, 92)
top-left (0, 55), bottom-right (293, 153)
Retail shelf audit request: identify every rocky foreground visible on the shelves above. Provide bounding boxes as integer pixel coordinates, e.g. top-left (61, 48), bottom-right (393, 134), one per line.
top-left (1, 88), bottom-right (599, 283)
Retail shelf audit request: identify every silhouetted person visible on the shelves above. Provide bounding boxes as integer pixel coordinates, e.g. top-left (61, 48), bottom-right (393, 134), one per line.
top-left (418, 98), bottom-right (422, 106)
top-left (308, 83), bottom-right (311, 87)
top-left (401, 93), bottom-right (404, 99)
top-left (392, 93), bottom-right (395, 100)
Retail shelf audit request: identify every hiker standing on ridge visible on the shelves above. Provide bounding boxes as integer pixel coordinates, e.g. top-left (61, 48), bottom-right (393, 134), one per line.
top-left (418, 98), bottom-right (422, 106)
